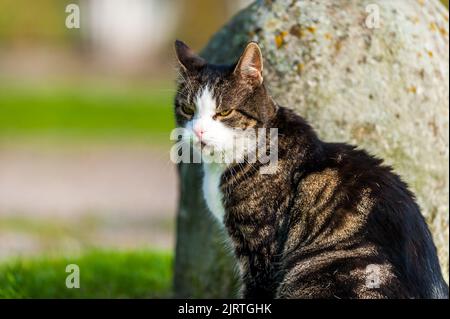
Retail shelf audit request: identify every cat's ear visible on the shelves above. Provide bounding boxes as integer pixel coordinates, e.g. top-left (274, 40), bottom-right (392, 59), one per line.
top-left (234, 42), bottom-right (263, 85)
top-left (174, 40), bottom-right (206, 72)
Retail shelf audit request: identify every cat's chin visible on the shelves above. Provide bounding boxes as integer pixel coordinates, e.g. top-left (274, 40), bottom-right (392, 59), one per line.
top-left (191, 143), bottom-right (230, 166)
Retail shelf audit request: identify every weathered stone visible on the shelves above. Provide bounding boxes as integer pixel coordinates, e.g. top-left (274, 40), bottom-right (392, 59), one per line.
top-left (174, 0), bottom-right (449, 297)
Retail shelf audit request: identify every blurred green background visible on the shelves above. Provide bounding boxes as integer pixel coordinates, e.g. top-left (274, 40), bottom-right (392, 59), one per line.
top-left (0, 0), bottom-right (252, 298)
top-left (0, 0), bottom-right (448, 298)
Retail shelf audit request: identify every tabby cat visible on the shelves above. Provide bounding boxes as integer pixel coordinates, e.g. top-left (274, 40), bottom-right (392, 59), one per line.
top-left (174, 40), bottom-right (448, 299)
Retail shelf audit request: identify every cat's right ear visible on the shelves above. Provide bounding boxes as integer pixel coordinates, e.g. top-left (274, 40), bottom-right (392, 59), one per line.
top-left (174, 40), bottom-right (206, 72)
top-left (234, 42), bottom-right (263, 86)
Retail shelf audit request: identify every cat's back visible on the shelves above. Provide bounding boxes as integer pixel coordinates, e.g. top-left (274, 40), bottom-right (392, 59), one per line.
top-left (279, 142), bottom-right (448, 298)
top-left (337, 145), bottom-right (448, 299)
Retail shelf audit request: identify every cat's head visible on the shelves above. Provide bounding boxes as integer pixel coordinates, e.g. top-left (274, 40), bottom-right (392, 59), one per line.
top-left (174, 40), bottom-right (276, 164)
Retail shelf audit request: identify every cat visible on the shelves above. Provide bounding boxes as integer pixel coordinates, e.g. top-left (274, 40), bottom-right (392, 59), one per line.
top-left (173, 39), bottom-right (449, 299)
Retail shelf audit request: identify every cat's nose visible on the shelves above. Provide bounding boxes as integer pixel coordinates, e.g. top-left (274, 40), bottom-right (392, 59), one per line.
top-left (194, 127), bottom-right (204, 139)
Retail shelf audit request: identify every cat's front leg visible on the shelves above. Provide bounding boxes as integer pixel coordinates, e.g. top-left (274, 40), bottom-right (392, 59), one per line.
top-left (234, 242), bottom-right (279, 299)
top-left (238, 263), bottom-right (277, 299)
top-left (241, 280), bottom-right (274, 299)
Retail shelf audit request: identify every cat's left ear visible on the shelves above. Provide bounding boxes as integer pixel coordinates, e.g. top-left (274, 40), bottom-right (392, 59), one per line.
top-left (174, 40), bottom-right (206, 72)
top-left (234, 42), bottom-right (263, 85)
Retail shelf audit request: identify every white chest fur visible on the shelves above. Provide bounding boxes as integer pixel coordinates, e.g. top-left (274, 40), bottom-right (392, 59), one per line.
top-left (202, 163), bottom-right (226, 226)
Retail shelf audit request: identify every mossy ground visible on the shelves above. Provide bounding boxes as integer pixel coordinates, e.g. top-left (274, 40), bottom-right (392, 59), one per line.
top-left (0, 250), bottom-right (173, 298)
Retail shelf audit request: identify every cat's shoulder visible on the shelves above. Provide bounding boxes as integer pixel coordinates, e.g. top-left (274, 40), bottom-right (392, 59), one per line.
top-left (321, 142), bottom-right (414, 200)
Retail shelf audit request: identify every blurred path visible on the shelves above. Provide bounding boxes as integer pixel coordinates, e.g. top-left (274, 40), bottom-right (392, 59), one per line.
top-left (0, 142), bottom-right (178, 259)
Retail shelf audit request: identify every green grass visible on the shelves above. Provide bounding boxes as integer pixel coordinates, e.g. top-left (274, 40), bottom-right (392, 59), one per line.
top-left (0, 85), bottom-right (175, 143)
top-left (0, 250), bottom-right (173, 298)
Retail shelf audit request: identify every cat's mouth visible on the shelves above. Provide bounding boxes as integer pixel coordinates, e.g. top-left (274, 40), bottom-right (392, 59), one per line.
top-left (194, 139), bottom-right (209, 151)
top-left (193, 139), bottom-right (227, 160)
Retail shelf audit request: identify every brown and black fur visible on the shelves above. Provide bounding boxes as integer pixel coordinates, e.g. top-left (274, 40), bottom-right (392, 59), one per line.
top-left (174, 40), bottom-right (449, 299)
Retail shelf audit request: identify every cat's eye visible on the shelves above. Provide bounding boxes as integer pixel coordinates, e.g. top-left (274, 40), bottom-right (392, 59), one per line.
top-left (217, 109), bottom-right (233, 117)
top-left (181, 104), bottom-right (195, 116)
